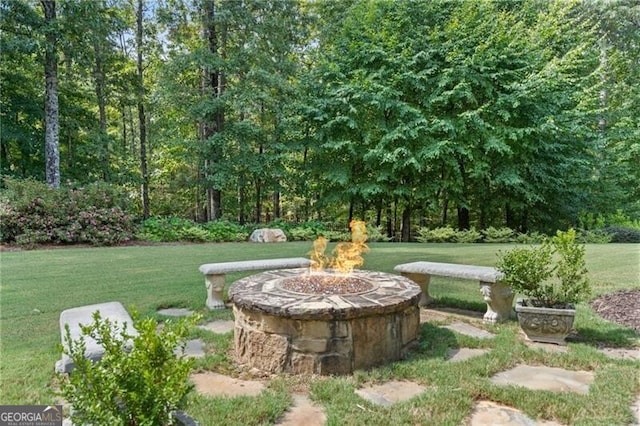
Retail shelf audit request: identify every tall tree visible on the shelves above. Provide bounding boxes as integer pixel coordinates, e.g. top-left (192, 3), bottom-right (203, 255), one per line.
top-left (136, 0), bottom-right (149, 218)
top-left (41, 0), bottom-right (60, 188)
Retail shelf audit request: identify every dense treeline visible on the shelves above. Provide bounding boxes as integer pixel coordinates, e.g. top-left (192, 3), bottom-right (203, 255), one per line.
top-left (1, 0), bottom-right (639, 241)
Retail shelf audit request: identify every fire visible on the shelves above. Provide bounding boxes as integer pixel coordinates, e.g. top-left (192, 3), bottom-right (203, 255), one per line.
top-left (309, 220), bottom-right (370, 274)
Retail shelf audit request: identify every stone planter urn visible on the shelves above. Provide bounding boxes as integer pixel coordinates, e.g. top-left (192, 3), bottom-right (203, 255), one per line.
top-left (515, 299), bottom-right (576, 345)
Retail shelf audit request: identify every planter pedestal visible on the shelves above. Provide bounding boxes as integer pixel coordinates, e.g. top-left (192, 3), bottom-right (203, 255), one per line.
top-left (515, 299), bottom-right (575, 345)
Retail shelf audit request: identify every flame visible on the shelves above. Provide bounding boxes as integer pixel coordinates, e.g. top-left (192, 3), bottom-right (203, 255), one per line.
top-left (309, 235), bottom-right (330, 272)
top-left (308, 220), bottom-right (369, 274)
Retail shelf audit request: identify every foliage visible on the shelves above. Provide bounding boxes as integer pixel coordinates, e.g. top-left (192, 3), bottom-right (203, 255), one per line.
top-left (59, 310), bottom-right (197, 426)
top-left (137, 217), bottom-right (249, 243)
top-left (482, 227), bottom-right (516, 243)
top-left (602, 226), bottom-right (640, 243)
top-left (514, 232), bottom-right (547, 244)
top-left (0, 178), bottom-right (136, 246)
top-left (1, 0), bottom-right (638, 238)
top-left (577, 229), bottom-right (613, 244)
top-left (365, 225), bottom-right (391, 242)
top-left (496, 229), bottom-right (590, 307)
top-left (453, 228), bottom-right (482, 243)
top-left (415, 227), bottom-right (457, 243)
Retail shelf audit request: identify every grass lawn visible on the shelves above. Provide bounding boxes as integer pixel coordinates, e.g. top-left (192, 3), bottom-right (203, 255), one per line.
top-left (1, 242), bottom-right (639, 424)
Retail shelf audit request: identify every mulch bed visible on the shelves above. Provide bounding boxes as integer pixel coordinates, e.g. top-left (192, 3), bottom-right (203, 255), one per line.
top-left (591, 289), bottom-right (640, 333)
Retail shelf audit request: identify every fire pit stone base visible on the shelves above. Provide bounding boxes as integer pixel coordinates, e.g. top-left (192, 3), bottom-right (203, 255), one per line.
top-left (230, 269), bottom-right (421, 375)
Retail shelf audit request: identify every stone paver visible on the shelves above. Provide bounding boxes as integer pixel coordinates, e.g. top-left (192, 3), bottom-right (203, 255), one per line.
top-left (446, 348), bottom-right (488, 362)
top-left (597, 346), bottom-right (639, 361)
top-left (468, 401), bottom-right (563, 426)
top-left (632, 394), bottom-right (640, 425)
top-left (157, 308), bottom-right (194, 317)
top-left (182, 339), bottom-right (206, 358)
top-left (490, 365), bottom-right (594, 395)
top-left (276, 394), bottom-right (326, 426)
top-left (191, 372), bottom-right (266, 397)
top-left (443, 322), bottom-right (495, 339)
top-left (198, 320), bottom-right (235, 334)
top-left (355, 380), bottom-right (426, 407)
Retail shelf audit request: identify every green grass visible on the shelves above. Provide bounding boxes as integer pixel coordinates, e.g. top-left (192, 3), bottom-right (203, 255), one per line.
top-left (1, 242), bottom-right (639, 424)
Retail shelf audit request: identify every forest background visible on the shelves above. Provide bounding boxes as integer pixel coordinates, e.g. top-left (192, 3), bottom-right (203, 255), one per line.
top-left (2, 0), bottom-right (639, 243)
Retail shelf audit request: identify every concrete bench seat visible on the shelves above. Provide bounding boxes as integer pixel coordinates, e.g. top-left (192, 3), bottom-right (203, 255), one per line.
top-left (199, 257), bottom-right (312, 309)
top-left (55, 301), bottom-right (136, 373)
top-left (394, 261), bottom-right (512, 323)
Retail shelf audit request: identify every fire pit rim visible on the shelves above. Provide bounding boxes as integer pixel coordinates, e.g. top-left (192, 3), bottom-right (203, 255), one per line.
top-left (229, 268), bottom-right (422, 320)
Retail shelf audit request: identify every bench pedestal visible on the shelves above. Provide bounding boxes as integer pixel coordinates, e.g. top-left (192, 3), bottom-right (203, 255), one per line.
top-left (205, 274), bottom-right (226, 310)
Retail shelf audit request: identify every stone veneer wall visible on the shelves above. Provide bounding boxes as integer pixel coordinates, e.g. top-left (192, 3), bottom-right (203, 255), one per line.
top-left (233, 304), bottom-right (419, 375)
top-left (229, 269), bottom-right (422, 375)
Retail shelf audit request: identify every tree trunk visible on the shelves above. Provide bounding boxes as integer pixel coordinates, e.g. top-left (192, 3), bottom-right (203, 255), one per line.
top-left (401, 203), bottom-right (411, 242)
top-left (41, 0), bottom-right (60, 188)
top-left (457, 205), bottom-right (470, 230)
top-left (255, 180), bottom-right (262, 223)
top-left (93, 39), bottom-right (109, 180)
top-left (201, 0), bottom-right (223, 220)
top-left (273, 191), bottom-right (280, 220)
top-left (137, 0), bottom-right (149, 219)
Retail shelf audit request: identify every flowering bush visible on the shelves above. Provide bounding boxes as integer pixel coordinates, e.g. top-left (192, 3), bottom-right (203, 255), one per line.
top-left (0, 178), bottom-right (137, 246)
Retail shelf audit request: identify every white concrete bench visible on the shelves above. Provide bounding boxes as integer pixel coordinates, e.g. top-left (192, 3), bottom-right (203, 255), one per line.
top-left (394, 261), bottom-right (513, 323)
top-left (199, 257), bottom-right (312, 309)
top-left (55, 301), bottom-right (136, 373)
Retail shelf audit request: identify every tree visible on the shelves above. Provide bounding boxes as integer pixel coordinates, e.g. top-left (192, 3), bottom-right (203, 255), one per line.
top-left (41, 0), bottom-right (60, 188)
top-left (136, 0), bottom-right (149, 219)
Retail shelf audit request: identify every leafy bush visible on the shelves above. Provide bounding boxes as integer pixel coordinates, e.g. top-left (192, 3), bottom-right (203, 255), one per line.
top-left (202, 220), bottom-right (249, 242)
top-left (415, 226), bottom-right (456, 243)
top-left (138, 218), bottom-right (250, 243)
top-left (1, 178), bottom-right (136, 246)
top-left (602, 226), bottom-right (640, 243)
top-left (59, 310), bottom-right (198, 425)
top-left (577, 229), bottom-right (612, 244)
top-left (286, 221), bottom-right (329, 241)
top-left (453, 228), bottom-right (482, 243)
top-left (496, 229), bottom-right (590, 307)
top-left (366, 224), bottom-right (391, 242)
top-left (482, 227), bottom-right (515, 243)
top-left (515, 232), bottom-right (547, 244)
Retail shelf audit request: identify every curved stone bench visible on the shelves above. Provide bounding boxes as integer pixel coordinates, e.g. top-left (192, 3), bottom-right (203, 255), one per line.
top-left (393, 261), bottom-right (512, 323)
top-left (199, 257), bottom-right (312, 310)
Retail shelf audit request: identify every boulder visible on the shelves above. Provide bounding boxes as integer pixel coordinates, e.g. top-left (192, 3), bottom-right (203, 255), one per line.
top-left (248, 228), bottom-right (287, 243)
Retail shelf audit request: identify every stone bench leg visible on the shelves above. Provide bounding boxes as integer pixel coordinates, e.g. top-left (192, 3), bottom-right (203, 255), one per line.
top-left (479, 281), bottom-right (514, 323)
top-left (401, 272), bottom-right (432, 307)
top-left (205, 274), bottom-right (226, 310)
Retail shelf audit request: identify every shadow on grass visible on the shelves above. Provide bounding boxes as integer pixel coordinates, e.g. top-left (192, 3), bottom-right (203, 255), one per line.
top-left (569, 325), bottom-right (640, 348)
top-left (431, 296), bottom-right (487, 315)
top-left (412, 322), bottom-right (459, 359)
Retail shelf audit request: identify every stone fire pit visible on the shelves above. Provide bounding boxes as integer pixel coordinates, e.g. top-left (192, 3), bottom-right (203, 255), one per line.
top-left (229, 268), bottom-right (421, 375)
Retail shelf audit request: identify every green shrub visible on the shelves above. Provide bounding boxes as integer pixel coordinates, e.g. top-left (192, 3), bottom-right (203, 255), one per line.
top-left (515, 232), bottom-right (547, 244)
top-left (453, 228), bottom-right (481, 243)
top-left (59, 310), bottom-right (198, 426)
top-left (202, 220), bottom-right (249, 242)
top-left (287, 221), bottom-right (329, 241)
top-left (415, 226), bottom-right (456, 243)
top-left (577, 229), bottom-right (613, 244)
top-left (366, 224), bottom-right (391, 242)
top-left (482, 227), bottom-right (515, 243)
top-left (0, 178), bottom-right (136, 246)
top-left (496, 229), bottom-right (590, 307)
top-left (602, 226), bottom-right (640, 243)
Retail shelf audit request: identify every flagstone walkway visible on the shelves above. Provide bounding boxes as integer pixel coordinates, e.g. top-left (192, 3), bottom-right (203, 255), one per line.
top-left (162, 308), bottom-right (639, 426)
